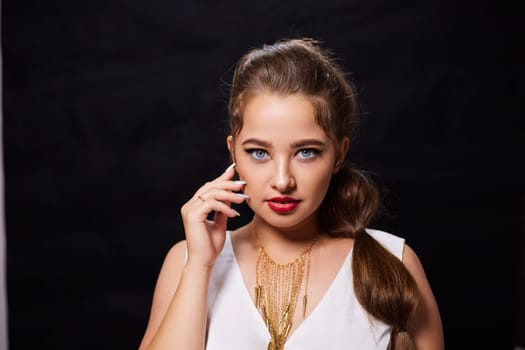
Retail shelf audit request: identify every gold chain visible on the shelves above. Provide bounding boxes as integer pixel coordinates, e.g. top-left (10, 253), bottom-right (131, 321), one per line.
top-left (253, 223), bottom-right (317, 350)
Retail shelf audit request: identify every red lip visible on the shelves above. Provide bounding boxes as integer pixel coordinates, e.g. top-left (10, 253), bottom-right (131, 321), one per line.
top-left (267, 197), bottom-right (301, 213)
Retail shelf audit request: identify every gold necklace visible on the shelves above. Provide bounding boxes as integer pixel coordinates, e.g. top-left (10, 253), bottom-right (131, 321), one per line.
top-left (253, 224), bottom-right (317, 350)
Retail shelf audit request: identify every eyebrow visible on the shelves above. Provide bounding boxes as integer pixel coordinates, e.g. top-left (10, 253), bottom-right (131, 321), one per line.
top-left (241, 138), bottom-right (326, 148)
top-left (241, 138), bottom-right (272, 147)
top-left (292, 139), bottom-right (327, 148)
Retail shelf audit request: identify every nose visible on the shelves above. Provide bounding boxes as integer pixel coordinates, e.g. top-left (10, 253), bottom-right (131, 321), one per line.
top-left (271, 158), bottom-right (296, 193)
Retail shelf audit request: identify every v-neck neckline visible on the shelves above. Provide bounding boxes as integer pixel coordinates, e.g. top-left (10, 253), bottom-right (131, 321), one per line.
top-left (226, 231), bottom-right (354, 347)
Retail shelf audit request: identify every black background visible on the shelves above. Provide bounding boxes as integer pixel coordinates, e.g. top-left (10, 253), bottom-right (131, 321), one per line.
top-left (3, 0), bottom-right (524, 349)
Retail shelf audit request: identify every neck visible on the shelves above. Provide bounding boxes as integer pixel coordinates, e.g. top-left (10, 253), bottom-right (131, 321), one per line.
top-left (250, 215), bottom-right (321, 264)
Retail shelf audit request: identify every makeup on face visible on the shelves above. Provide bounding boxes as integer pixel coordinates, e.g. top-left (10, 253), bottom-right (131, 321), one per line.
top-left (266, 196), bottom-right (302, 214)
top-left (228, 93), bottom-right (341, 228)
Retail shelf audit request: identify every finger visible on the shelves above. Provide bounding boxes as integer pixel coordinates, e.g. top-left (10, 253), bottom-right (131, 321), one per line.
top-left (195, 164), bottom-right (244, 195)
top-left (186, 197), bottom-right (240, 223)
top-left (197, 180), bottom-right (246, 197)
top-left (216, 162), bottom-right (237, 181)
top-left (197, 190), bottom-right (248, 205)
top-left (213, 209), bottom-right (228, 232)
top-left (207, 199), bottom-right (240, 218)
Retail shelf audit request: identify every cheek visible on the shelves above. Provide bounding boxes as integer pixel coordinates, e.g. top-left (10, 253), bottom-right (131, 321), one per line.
top-left (308, 166), bottom-right (334, 197)
top-left (234, 163), bottom-right (255, 192)
top-left (235, 163), bottom-right (271, 201)
top-left (233, 147), bottom-right (262, 182)
top-left (236, 167), bottom-right (259, 206)
top-left (316, 173), bottom-right (333, 193)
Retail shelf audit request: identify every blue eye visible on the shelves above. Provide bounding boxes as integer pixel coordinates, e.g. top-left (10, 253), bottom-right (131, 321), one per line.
top-left (247, 149), bottom-right (269, 160)
top-left (297, 148), bottom-right (318, 160)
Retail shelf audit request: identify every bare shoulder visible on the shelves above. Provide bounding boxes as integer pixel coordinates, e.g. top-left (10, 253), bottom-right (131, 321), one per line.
top-left (155, 240), bottom-right (188, 297)
top-left (139, 240), bottom-right (187, 349)
top-left (402, 244), bottom-right (445, 350)
top-left (402, 244), bottom-right (427, 280)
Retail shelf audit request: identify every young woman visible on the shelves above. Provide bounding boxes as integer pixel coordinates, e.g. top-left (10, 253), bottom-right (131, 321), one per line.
top-left (139, 38), bottom-right (444, 350)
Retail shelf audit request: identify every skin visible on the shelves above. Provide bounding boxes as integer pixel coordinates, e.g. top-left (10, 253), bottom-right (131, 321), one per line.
top-left (138, 93), bottom-right (444, 350)
top-left (227, 93), bottom-right (348, 247)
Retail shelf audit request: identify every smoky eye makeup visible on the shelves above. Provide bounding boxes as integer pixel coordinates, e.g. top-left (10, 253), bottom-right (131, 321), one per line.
top-left (244, 148), bottom-right (270, 161)
top-left (296, 148), bottom-right (322, 160)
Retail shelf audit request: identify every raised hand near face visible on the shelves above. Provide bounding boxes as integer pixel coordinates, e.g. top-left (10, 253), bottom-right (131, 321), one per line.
top-left (180, 163), bottom-right (248, 268)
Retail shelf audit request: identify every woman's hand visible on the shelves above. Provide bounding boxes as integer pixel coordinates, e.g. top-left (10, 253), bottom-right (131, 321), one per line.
top-left (139, 163), bottom-right (246, 350)
top-left (180, 163), bottom-right (247, 267)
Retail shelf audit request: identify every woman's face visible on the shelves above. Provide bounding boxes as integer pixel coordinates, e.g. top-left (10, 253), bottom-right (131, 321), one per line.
top-left (227, 93), bottom-right (348, 231)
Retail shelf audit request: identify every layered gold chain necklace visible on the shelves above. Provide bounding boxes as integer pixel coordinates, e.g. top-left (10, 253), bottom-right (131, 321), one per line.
top-left (253, 223), bottom-right (317, 350)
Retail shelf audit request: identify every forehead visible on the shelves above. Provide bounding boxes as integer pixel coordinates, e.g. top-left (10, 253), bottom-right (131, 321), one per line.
top-left (238, 93), bottom-right (329, 141)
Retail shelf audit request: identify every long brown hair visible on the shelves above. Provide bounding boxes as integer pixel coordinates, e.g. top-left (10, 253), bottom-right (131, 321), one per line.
top-left (228, 38), bottom-right (418, 349)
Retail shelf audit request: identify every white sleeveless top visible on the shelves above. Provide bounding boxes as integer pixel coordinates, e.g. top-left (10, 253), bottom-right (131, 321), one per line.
top-left (205, 229), bottom-right (405, 350)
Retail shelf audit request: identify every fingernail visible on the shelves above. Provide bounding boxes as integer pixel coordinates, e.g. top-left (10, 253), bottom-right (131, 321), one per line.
top-left (232, 209), bottom-right (241, 216)
top-left (225, 163), bottom-right (236, 173)
top-left (233, 180), bottom-right (246, 185)
top-left (235, 193), bottom-right (249, 198)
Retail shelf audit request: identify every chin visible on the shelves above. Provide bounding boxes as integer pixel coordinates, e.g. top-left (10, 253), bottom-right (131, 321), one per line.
top-left (253, 208), bottom-right (317, 231)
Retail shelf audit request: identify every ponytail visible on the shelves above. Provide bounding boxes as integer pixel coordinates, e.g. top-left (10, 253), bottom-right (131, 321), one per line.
top-left (227, 38), bottom-right (419, 348)
top-left (389, 330), bottom-right (416, 350)
top-left (319, 165), bottom-right (419, 350)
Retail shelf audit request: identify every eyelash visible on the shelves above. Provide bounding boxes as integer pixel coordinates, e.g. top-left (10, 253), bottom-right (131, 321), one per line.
top-left (244, 148), bottom-right (321, 161)
top-left (297, 148), bottom-right (320, 160)
top-left (245, 148), bottom-right (269, 161)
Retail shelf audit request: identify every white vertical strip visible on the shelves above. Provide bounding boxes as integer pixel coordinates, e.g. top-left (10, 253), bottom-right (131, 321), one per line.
top-left (0, 0), bottom-right (9, 348)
